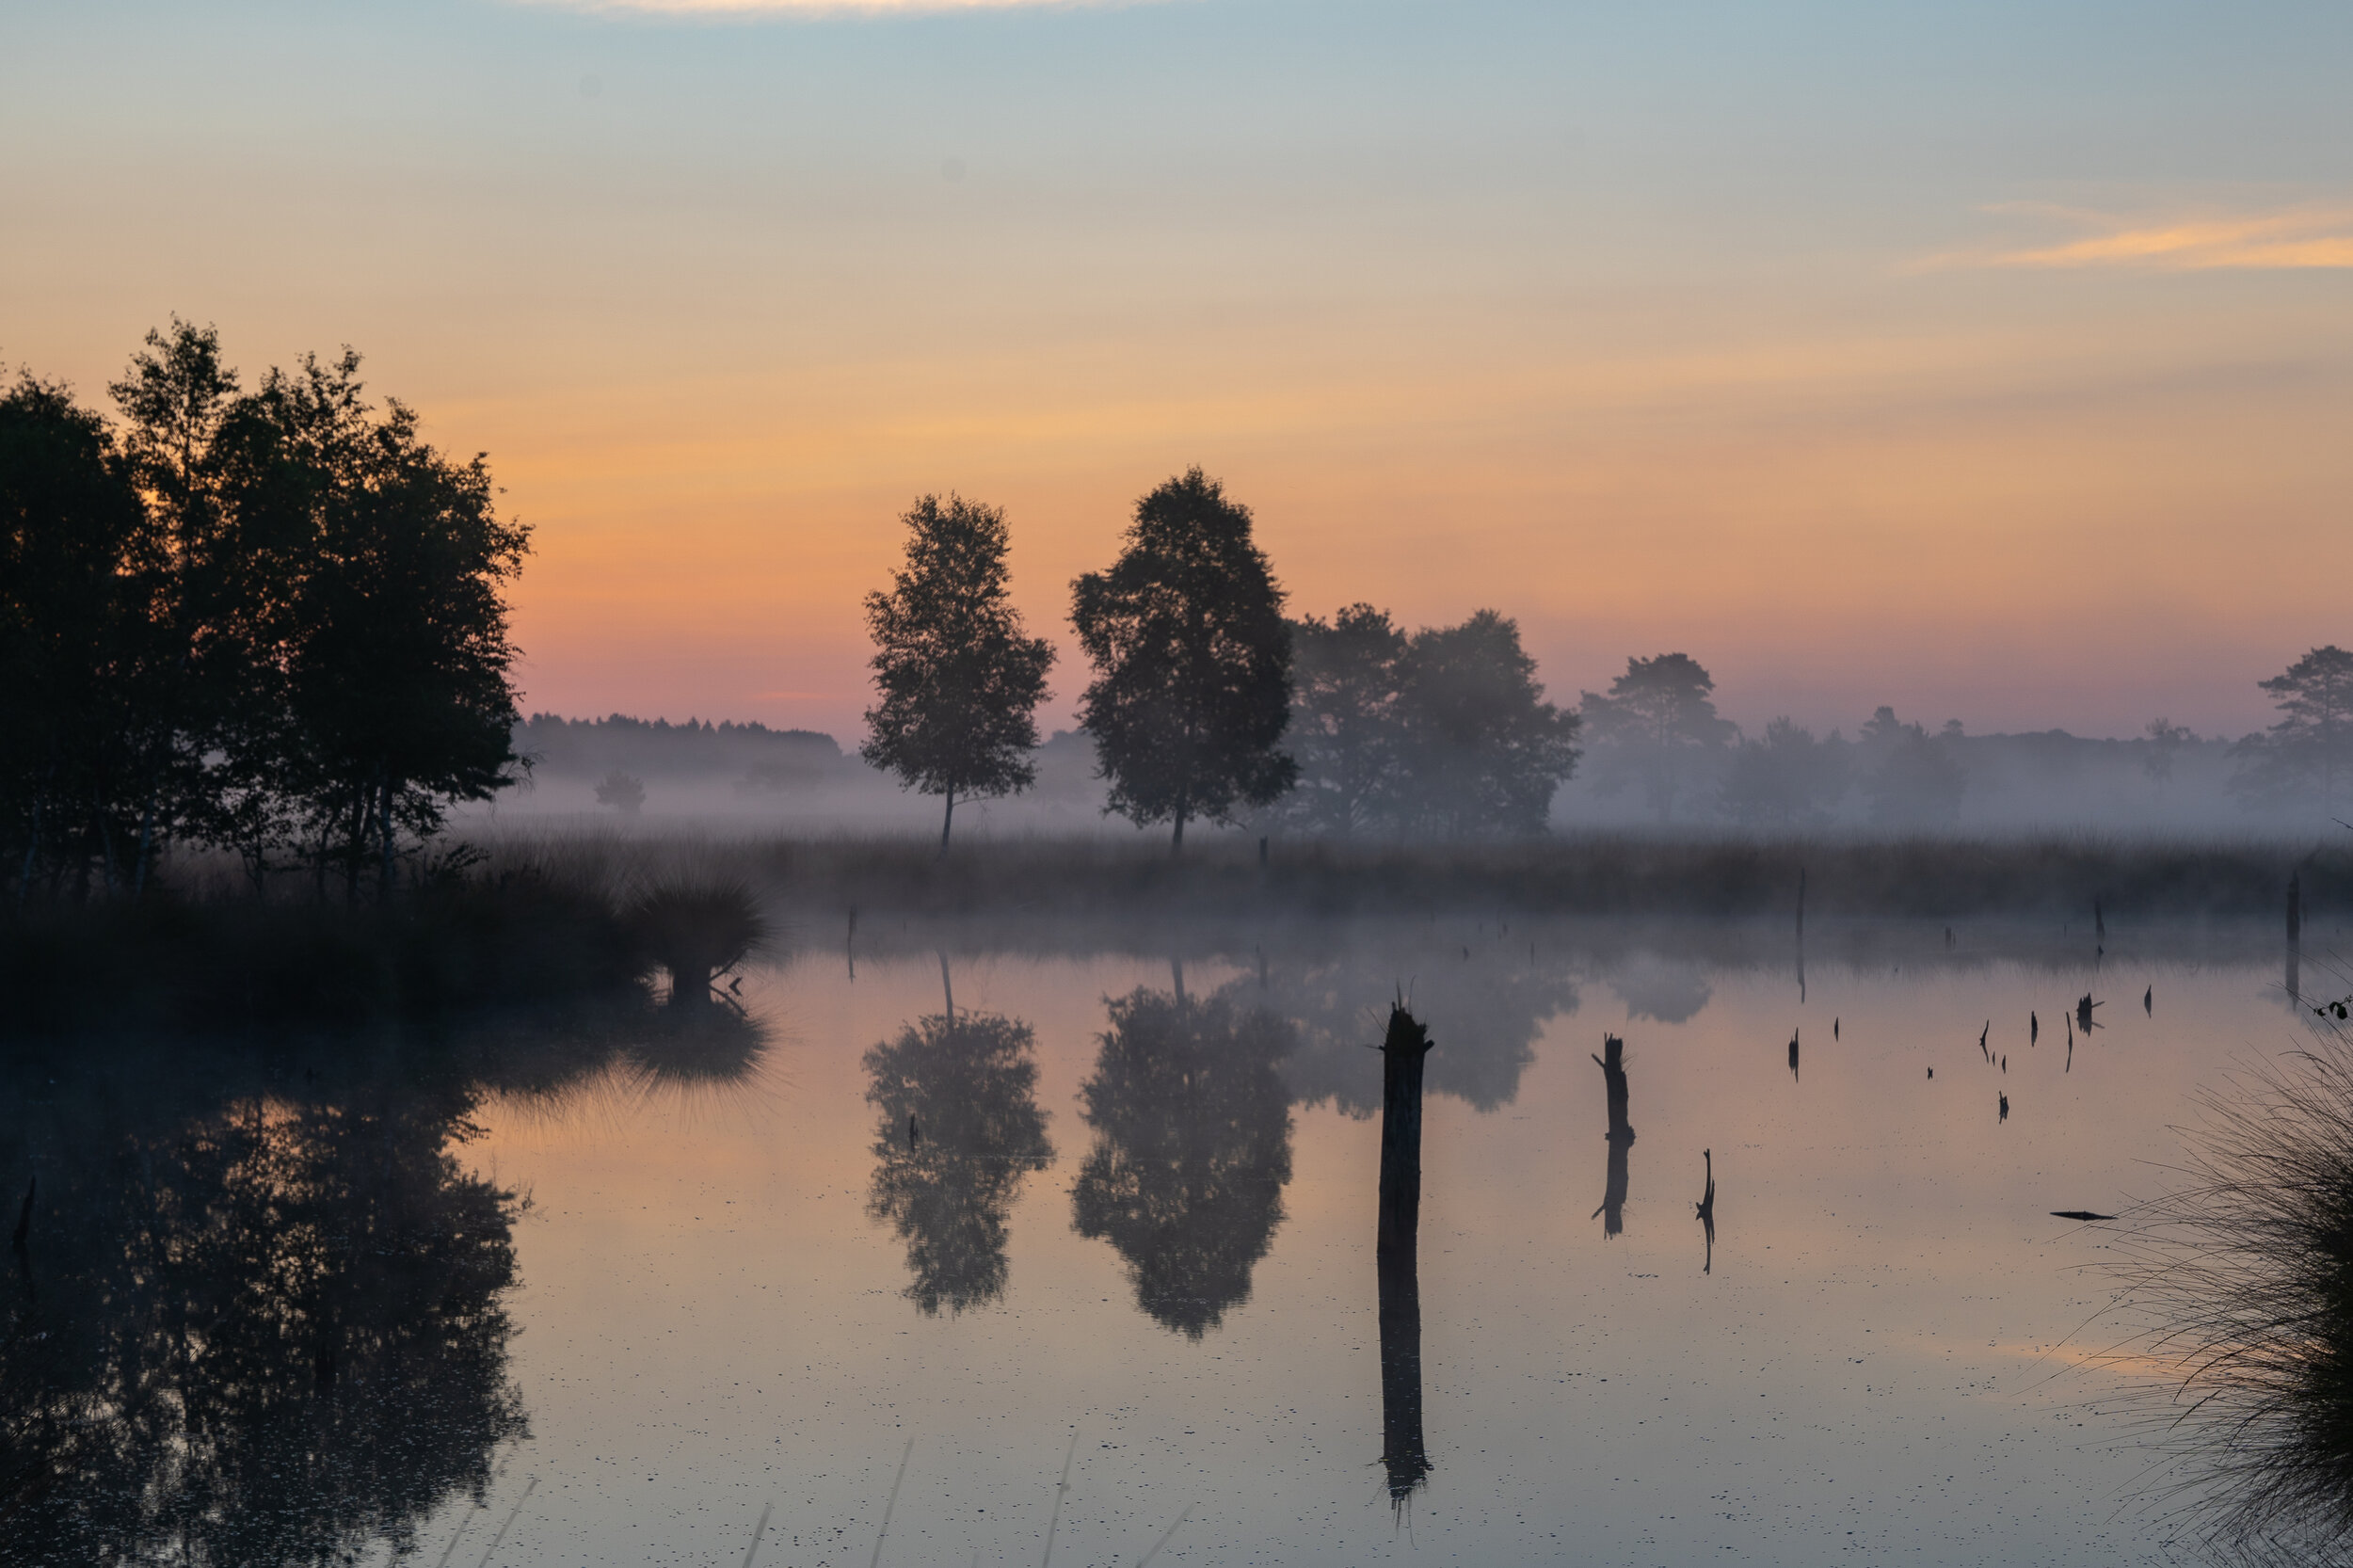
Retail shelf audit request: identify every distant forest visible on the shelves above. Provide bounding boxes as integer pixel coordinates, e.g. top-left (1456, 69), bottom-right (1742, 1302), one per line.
top-left (516, 714), bottom-right (850, 787)
top-left (524, 704), bottom-right (2270, 833)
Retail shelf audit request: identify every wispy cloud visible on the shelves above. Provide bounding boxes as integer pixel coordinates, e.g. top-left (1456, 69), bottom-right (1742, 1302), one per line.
top-left (1921, 203), bottom-right (2353, 272)
top-left (527, 0), bottom-right (1145, 14)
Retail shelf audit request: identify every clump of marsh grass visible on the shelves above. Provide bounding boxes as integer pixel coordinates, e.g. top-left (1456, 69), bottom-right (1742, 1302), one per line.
top-left (627, 1002), bottom-right (771, 1089)
top-left (624, 878), bottom-right (772, 1004)
top-left (2102, 1000), bottom-right (2353, 1564)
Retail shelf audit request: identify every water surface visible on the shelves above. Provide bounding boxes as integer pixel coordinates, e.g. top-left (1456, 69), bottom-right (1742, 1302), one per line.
top-left (8, 917), bottom-right (2334, 1565)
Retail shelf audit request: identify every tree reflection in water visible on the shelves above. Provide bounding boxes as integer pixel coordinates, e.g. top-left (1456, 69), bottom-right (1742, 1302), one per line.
top-left (2105, 1012), bottom-right (2353, 1565)
top-left (1, 1057), bottom-right (530, 1563)
top-left (1071, 986), bottom-right (1296, 1339)
top-left (863, 1012), bottom-right (1054, 1316)
top-left (1269, 946), bottom-right (1576, 1118)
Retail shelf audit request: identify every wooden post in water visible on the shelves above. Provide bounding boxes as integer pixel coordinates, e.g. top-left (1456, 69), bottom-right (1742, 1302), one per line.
top-left (2289, 872), bottom-right (2303, 1002)
top-left (1795, 869), bottom-right (1807, 1002)
top-left (1377, 1004), bottom-right (1434, 1505)
top-left (1591, 1036), bottom-right (1634, 1239)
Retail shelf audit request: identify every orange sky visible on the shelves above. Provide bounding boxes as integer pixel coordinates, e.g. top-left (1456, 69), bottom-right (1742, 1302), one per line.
top-left (8, 1), bottom-right (2350, 740)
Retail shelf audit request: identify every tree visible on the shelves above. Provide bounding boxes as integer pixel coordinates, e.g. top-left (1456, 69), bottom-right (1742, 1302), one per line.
top-left (1719, 717), bottom-right (1851, 828)
top-left (1577, 652), bottom-right (1737, 822)
top-left (592, 770), bottom-right (647, 816)
top-left (1387, 610), bottom-right (1580, 837)
top-left (2142, 717), bottom-right (2193, 791)
top-left (107, 320), bottom-right (252, 893)
top-left (1070, 469), bottom-right (1295, 851)
top-left (2231, 648), bottom-right (2353, 816)
top-left (861, 494), bottom-right (1055, 850)
top-left (4, 327), bottom-right (530, 904)
top-left (1857, 707), bottom-right (1966, 829)
top-left (0, 374), bottom-right (155, 900)
top-left (1277, 603), bottom-right (1406, 836)
top-left (248, 351), bottom-right (531, 899)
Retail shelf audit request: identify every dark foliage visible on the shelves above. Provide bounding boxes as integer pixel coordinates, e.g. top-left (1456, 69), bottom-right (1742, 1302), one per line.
top-left (1579, 653), bottom-right (1737, 823)
top-left (1071, 469), bottom-right (1296, 850)
top-left (862, 494), bottom-right (1056, 847)
top-left (1281, 604), bottom-right (1408, 836)
top-left (1388, 610), bottom-right (1581, 836)
top-left (625, 878), bottom-right (769, 1003)
top-left (1719, 717), bottom-right (1852, 828)
top-left (1279, 606), bottom-right (1579, 838)
top-left (3, 322), bottom-right (528, 904)
top-left (706, 830), bottom-right (2351, 922)
top-left (0, 869), bottom-right (645, 1038)
top-left (1860, 708), bottom-right (1968, 829)
top-left (514, 713), bottom-right (847, 791)
top-left (2232, 647), bottom-right (2353, 818)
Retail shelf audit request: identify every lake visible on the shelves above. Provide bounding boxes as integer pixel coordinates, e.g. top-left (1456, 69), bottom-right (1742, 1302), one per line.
top-left (5, 915), bottom-right (2336, 1566)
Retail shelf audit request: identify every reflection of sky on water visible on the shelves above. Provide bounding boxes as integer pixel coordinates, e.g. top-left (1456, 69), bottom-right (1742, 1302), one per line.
top-left (15, 923), bottom-right (2333, 1564)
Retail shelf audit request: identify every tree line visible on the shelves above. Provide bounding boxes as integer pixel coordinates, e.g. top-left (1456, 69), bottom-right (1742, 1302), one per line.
top-left (862, 472), bottom-right (2353, 843)
top-left (1, 323), bottom-right (527, 902)
top-left (861, 471), bottom-right (1585, 849)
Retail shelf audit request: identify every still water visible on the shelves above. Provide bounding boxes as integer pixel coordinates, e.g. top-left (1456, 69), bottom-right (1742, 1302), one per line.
top-left (6, 919), bottom-right (2334, 1565)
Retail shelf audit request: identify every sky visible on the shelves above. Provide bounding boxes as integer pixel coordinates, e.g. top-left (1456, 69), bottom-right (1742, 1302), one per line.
top-left (6, 0), bottom-right (2350, 743)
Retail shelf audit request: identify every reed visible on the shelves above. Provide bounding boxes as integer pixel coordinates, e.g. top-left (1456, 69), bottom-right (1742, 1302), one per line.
top-left (2102, 998), bottom-right (2353, 1563)
top-left (467, 827), bottom-right (2348, 922)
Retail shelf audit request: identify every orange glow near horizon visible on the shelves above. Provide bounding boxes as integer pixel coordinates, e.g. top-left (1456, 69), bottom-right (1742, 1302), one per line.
top-left (8, 4), bottom-right (2350, 743)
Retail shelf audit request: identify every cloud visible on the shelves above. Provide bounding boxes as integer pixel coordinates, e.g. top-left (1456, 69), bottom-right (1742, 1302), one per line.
top-left (526, 0), bottom-right (1144, 13)
top-left (1920, 203), bottom-right (2353, 272)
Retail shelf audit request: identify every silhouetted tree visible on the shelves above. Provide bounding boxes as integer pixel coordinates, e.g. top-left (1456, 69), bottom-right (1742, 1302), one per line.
top-left (3, 327), bottom-right (530, 903)
top-left (1389, 610), bottom-right (1580, 837)
top-left (250, 351), bottom-right (529, 899)
top-left (2232, 648), bottom-right (2353, 817)
top-left (1070, 986), bottom-right (1294, 1336)
top-left (1273, 605), bottom-right (1576, 839)
top-left (861, 494), bottom-right (1055, 849)
top-left (0, 374), bottom-right (154, 900)
top-left (1070, 470), bottom-right (1295, 851)
top-left (863, 1011), bottom-right (1053, 1315)
top-left (1578, 653), bottom-right (1737, 823)
top-left (1276, 603), bottom-right (1406, 836)
top-left (106, 320), bottom-right (253, 894)
top-left (1719, 717), bottom-right (1851, 827)
top-left (1858, 707), bottom-right (1966, 828)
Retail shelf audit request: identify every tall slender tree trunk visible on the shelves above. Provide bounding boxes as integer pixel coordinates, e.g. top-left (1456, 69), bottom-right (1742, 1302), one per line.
top-left (1170, 798), bottom-right (1187, 856)
top-left (376, 772), bottom-right (397, 903)
top-left (939, 787), bottom-right (955, 855)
